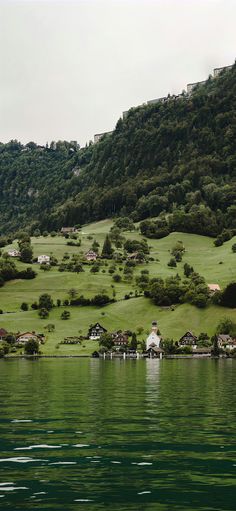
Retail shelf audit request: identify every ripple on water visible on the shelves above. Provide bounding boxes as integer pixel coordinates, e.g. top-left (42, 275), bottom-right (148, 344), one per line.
top-left (11, 419), bottom-right (33, 423)
top-left (14, 444), bottom-right (62, 450)
top-left (0, 457), bottom-right (48, 463)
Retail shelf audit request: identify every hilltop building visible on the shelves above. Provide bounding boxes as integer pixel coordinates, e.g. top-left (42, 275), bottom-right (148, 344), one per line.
top-left (85, 250), bottom-right (97, 261)
top-left (213, 65), bottom-right (233, 77)
top-left (94, 131), bottom-right (113, 144)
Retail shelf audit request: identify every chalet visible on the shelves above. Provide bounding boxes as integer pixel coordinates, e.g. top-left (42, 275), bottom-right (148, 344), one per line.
top-left (38, 255), bottom-right (50, 265)
top-left (8, 249), bottom-right (21, 257)
top-left (146, 321), bottom-right (161, 350)
top-left (208, 284), bottom-right (221, 294)
top-left (85, 250), bottom-right (97, 262)
top-left (112, 332), bottom-right (129, 347)
top-left (16, 332), bottom-right (43, 344)
top-left (0, 328), bottom-right (7, 340)
top-left (217, 334), bottom-right (236, 351)
top-left (179, 331), bottom-right (198, 347)
top-left (61, 227), bottom-right (77, 234)
top-left (88, 323), bottom-right (107, 340)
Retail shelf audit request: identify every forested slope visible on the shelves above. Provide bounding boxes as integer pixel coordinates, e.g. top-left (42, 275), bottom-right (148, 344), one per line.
top-left (0, 63), bottom-right (235, 236)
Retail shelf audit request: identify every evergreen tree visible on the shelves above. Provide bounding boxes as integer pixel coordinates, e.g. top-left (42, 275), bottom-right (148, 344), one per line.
top-left (101, 235), bottom-right (113, 258)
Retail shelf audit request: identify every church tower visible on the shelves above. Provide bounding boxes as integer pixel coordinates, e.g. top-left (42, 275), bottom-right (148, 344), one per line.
top-left (146, 320), bottom-right (161, 350)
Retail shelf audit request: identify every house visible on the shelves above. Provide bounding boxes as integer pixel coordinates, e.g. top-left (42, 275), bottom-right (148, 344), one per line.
top-left (213, 65), bottom-right (233, 78)
top-left (146, 321), bottom-right (161, 350)
top-left (179, 331), bottom-right (198, 347)
top-left (61, 227), bottom-right (77, 234)
top-left (16, 332), bottom-right (42, 344)
top-left (217, 334), bottom-right (236, 351)
top-left (146, 344), bottom-right (164, 358)
top-left (0, 328), bottom-right (7, 340)
top-left (147, 97), bottom-right (166, 105)
top-left (8, 249), bottom-right (20, 257)
top-left (38, 255), bottom-right (50, 265)
top-left (88, 323), bottom-right (107, 340)
top-left (85, 250), bottom-right (97, 262)
top-left (187, 80), bottom-right (207, 94)
top-left (94, 131), bottom-right (113, 144)
top-left (112, 331), bottom-right (129, 347)
top-left (208, 284), bottom-right (221, 294)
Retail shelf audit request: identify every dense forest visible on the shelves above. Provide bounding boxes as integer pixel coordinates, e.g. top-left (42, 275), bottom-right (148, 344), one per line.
top-left (0, 63), bottom-right (236, 236)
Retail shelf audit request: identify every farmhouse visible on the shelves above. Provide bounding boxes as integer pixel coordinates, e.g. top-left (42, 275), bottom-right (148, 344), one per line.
top-left (217, 334), bottom-right (236, 351)
top-left (61, 227), bottom-right (77, 234)
top-left (38, 255), bottom-right (50, 264)
top-left (112, 331), bottom-right (129, 347)
top-left (146, 321), bottom-right (161, 350)
top-left (88, 323), bottom-right (107, 340)
top-left (85, 250), bottom-right (97, 261)
top-left (16, 332), bottom-right (43, 344)
top-left (208, 284), bottom-right (221, 294)
top-left (179, 331), bottom-right (198, 347)
top-left (8, 249), bottom-right (20, 257)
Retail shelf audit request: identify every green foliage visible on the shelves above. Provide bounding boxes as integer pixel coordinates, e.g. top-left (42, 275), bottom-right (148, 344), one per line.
top-left (24, 338), bottom-right (39, 355)
top-left (220, 283), bottom-right (236, 308)
top-left (232, 243), bottom-right (236, 253)
top-left (38, 308), bottom-right (49, 319)
top-left (20, 302), bottom-right (29, 311)
top-left (61, 310), bottom-right (71, 320)
top-left (216, 317), bottom-right (236, 337)
top-left (38, 293), bottom-right (53, 310)
top-left (99, 332), bottom-right (114, 350)
top-left (102, 235), bottom-right (113, 258)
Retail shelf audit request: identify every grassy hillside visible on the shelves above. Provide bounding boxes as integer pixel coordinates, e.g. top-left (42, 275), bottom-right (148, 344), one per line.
top-left (1, 220), bottom-right (235, 355)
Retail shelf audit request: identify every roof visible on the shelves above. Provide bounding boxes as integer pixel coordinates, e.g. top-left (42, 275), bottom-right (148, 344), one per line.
top-left (208, 284), bottom-right (221, 292)
top-left (16, 332), bottom-right (40, 339)
top-left (218, 334), bottom-right (233, 342)
top-left (194, 347), bottom-right (212, 353)
top-left (89, 323), bottom-right (107, 331)
top-left (0, 328), bottom-right (7, 336)
top-left (146, 346), bottom-right (164, 353)
top-left (179, 331), bottom-right (198, 340)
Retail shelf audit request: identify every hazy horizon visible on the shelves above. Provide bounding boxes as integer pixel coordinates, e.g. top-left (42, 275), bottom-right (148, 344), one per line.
top-left (0, 0), bottom-right (235, 147)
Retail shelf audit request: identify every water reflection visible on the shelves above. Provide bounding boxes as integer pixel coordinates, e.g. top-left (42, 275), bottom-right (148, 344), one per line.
top-left (0, 359), bottom-right (235, 510)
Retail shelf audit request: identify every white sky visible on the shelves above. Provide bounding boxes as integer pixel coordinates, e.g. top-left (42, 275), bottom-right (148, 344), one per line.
top-left (0, 0), bottom-right (235, 147)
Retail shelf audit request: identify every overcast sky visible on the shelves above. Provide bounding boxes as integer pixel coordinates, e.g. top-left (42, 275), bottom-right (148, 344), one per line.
top-left (0, 0), bottom-right (235, 147)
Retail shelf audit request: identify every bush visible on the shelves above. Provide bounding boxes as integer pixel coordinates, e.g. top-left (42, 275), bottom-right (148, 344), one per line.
top-left (20, 302), bottom-right (29, 311)
top-left (61, 310), bottom-right (71, 320)
top-left (113, 274), bottom-right (121, 283)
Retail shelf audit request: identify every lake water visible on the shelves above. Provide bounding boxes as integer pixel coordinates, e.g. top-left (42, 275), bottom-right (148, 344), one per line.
top-left (0, 358), bottom-right (235, 510)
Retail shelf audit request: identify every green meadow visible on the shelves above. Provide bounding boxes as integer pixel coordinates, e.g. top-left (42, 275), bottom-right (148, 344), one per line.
top-left (1, 220), bottom-right (235, 355)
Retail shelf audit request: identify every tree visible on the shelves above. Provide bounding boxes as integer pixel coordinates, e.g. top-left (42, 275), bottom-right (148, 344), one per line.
top-left (24, 338), bottom-right (39, 355)
top-left (38, 293), bottom-right (53, 310)
top-left (220, 283), bottom-right (236, 308)
top-left (38, 308), bottom-right (49, 319)
top-left (68, 288), bottom-right (78, 300)
top-left (211, 335), bottom-right (220, 357)
top-left (20, 302), bottom-right (29, 311)
top-left (91, 294), bottom-right (110, 306)
top-left (99, 333), bottom-right (114, 350)
top-left (112, 273), bottom-right (121, 283)
top-left (130, 333), bottom-right (137, 350)
top-left (20, 243), bottom-right (33, 263)
top-left (44, 324), bottom-right (55, 332)
top-left (216, 317), bottom-right (236, 337)
top-left (232, 243), bottom-right (236, 253)
top-left (61, 310), bottom-right (71, 320)
top-left (101, 235), bottom-right (113, 258)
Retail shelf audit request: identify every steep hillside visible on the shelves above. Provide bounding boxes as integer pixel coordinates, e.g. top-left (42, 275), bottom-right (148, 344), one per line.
top-left (0, 63), bottom-right (235, 235)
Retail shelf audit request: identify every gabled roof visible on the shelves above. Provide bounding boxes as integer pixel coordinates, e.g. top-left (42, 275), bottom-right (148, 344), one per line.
top-left (89, 323), bottom-right (107, 331)
top-left (179, 331), bottom-right (198, 341)
top-left (208, 284), bottom-right (221, 292)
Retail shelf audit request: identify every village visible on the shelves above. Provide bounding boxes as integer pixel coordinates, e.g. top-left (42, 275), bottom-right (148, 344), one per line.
top-left (0, 319), bottom-right (236, 359)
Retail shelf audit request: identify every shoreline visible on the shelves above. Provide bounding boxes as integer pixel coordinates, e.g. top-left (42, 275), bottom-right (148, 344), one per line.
top-left (2, 354), bottom-right (234, 360)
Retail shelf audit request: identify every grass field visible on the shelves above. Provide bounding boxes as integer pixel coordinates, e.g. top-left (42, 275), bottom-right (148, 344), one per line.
top-left (1, 220), bottom-right (236, 355)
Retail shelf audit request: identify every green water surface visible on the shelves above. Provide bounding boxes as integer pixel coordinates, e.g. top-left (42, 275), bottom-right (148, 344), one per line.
top-left (0, 358), bottom-right (235, 510)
